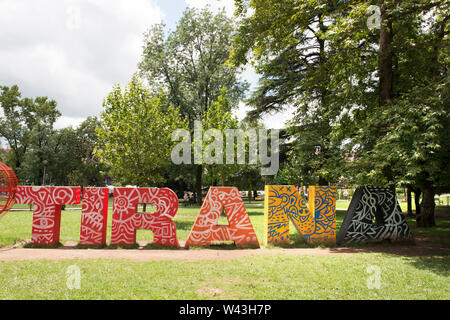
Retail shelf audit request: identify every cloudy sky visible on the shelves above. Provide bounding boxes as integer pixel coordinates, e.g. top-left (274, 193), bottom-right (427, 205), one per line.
top-left (0, 0), bottom-right (293, 131)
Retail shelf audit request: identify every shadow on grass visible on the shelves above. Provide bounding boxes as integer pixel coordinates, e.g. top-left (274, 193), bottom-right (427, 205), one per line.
top-left (73, 243), bottom-right (108, 249)
top-left (27, 242), bottom-right (139, 250)
top-left (265, 234), bottom-right (338, 249)
top-left (405, 255), bottom-right (450, 277)
top-left (74, 242), bottom-right (259, 250)
top-left (106, 243), bottom-right (141, 250)
top-left (407, 219), bottom-right (450, 238)
top-left (23, 242), bottom-right (63, 249)
top-left (143, 243), bottom-right (182, 250)
top-left (186, 242), bottom-right (260, 250)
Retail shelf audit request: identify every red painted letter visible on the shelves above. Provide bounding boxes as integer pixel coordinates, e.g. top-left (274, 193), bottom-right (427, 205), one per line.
top-left (79, 187), bottom-right (109, 246)
top-left (110, 187), bottom-right (179, 247)
top-left (185, 187), bottom-right (259, 248)
top-left (15, 186), bottom-right (81, 245)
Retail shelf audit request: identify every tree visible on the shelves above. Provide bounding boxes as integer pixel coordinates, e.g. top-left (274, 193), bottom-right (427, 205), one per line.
top-left (279, 123), bottom-right (344, 186)
top-left (202, 88), bottom-right (241, 186)
top-left (226, 130), bottom-right (266, 200)
top-left (231, 0), bottom-right (344, 185)
top-left (138, 7), bottom-right (248, 203)
top-left (0, 147), bottom-right (6, 163)
top-left (0, 85), bottom-right (61, 184)
top-left (0, 85), bottom-right (107, 186)
top-left (45, 117), bottom-right (106, 186)
top-left (325, 0), bottom-right (449, 227)
top-left (73, 117), bottom-right (107, 186)
top-left (232, 0), bottom-right (449, 227)
top-left (96, 76), bottom-right (187, 186)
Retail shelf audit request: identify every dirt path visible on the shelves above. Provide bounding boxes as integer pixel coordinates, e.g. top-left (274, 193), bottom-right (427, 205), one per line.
top-left (0, 246), bottom-right (337, 262)
top-left (0, 236), bottom-right (448, 262)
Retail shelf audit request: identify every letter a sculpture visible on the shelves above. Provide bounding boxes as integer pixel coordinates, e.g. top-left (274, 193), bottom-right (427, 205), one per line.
top-left (185, 187), bottom-right (259, 247)
top-left (337, 186), bottom-right (412, 244)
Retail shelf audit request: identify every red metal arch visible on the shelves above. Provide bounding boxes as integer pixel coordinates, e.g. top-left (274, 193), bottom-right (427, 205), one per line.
top-left (0, 161), bottom-right (18, 217)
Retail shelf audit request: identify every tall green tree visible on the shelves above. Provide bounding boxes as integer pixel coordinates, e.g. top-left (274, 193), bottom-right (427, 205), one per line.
top-left (0, 86), bottom-right (107, 186)
top-left (45, 117), bottom-right (106, 186)
top-left (231, 0), bottom-right (344, 186)
top-left (232, 0), bottom-right (448, 227)
top-left (96, 76), bottom-right (187, 186)
top-left (201, 88), bottom-right (241, 186)
top-left (0, 147), bottom-right (6, 163)
top-left (138, 7), bottom-right (248, 203)
top-left (325, 0), bottom-right (449, 227)
top-left (0, 85), bottom-right (61, 184)
top-left (226, 119), bottom-right (267, 199)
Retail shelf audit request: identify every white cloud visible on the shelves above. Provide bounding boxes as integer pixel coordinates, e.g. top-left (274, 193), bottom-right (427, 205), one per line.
top-left (234, 101), bottom-right (250, 122)
top-left (261, 107), bottom-right (295, 129)
top-left (234, 102), bottom-right (295, 130)
top-left (240, 64), bottom-right (259, 91)
top-left (0, 0), bottom-right (162, 126)
top-left (0, 0), bottom-right (292, 131)
top-left (54, 116), bottom-right (86, 130)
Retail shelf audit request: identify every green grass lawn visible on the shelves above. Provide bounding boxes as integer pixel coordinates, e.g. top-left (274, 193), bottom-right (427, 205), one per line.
top-left (2, 200), bottom-right (449, 248)
top-left (0, 254), bottom-right (448, 299)
top-left (0, 200), bottom-right (449, 300)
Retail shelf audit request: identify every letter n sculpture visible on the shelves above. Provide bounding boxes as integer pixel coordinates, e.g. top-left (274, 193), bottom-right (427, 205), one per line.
top-left (185, 187), bottom-right (259, 247)
top-left (264, 185), bottom-right (337, 245)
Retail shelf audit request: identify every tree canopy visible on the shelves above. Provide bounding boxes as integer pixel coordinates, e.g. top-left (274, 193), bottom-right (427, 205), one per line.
top-left (0, 85), bottom-right (106, 186)
top-left (138, 7), bottom-right (249, 203)
top-left (96, 76), bottom-right (187, 186)
top-left (231, 0), bottom-right (449, 226)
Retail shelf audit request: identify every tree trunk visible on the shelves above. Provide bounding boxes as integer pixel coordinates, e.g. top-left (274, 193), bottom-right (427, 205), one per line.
top-left (318, 176), bottom-right (328, 186)
top-left (378, 0), bottom-right (394, 107)
top-left (195, 164), bottom-right (203, 205)
top-left (414, 188), bottom-right (421, 217)
top-left (417, 185), bottom-right (436, 228)
top-left (406, 187), bottom-right (412, 215)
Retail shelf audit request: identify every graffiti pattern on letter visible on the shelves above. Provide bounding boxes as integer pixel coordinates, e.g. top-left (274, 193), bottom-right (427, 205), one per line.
top-left (336, 186), bottom-right (412, 244)
top-left (264, 185), bottom-right (336, 245)
top-left (14, 186), bottom-right (81, 245)
top-left (185, 187), bottom-right (259, 247)
top-left (79, 187), bottom-right (109, 246)
top-left (110, 187), bottom-right (179, 247)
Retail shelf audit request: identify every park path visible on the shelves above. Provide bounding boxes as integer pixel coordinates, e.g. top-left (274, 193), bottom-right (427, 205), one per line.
top-left (0, 236), bottom-right (448, 262)
top-left (0, 241), bottom-right (350, 262)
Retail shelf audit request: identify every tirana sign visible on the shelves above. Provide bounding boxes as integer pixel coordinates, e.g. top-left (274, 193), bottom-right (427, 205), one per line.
top-left (0, 161), bottom-right (338, 247)
top-left (10, 185), bottom-right (337, 248)
top-left (0, 161), bottom-right (412, 247)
